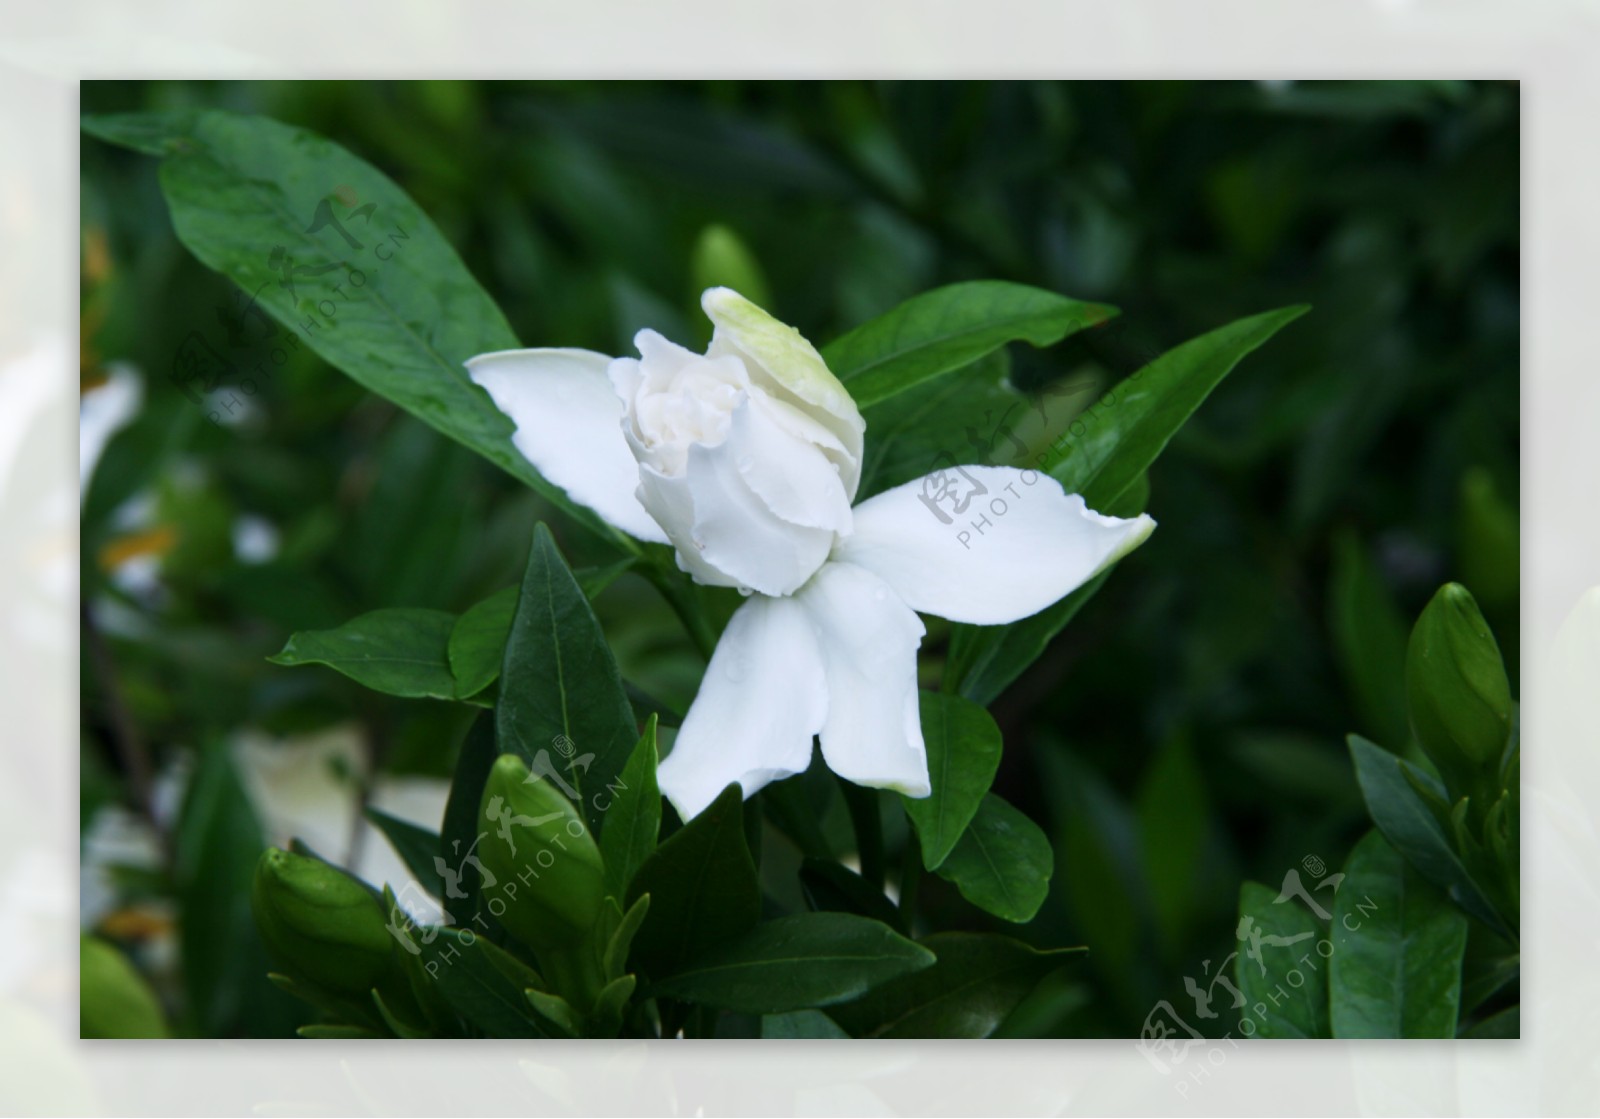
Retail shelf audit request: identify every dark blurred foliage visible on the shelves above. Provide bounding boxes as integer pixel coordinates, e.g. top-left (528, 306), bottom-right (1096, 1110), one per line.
top-left (79, 80), bottom-right (1518, 1036)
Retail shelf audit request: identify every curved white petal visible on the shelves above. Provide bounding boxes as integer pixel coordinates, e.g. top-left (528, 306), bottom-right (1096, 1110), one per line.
top-left (466, 348), bottom-right (668, 544)
top-left (734, 388), bottom-right (854, 534)
top-left (702, 287), bottom-right (866, 500)
top-left (796, 561), bottom-right (929, 798)
top-left (658, 593), bottom-right (828, 820)
top-left (834, 466), bottom-right (1155, 626)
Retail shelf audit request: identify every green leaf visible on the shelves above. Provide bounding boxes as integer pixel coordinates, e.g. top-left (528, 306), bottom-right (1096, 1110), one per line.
top-left (297, 1024), bottom-right (382, 1039)
top-left (761, 1009), bottom-right (850, 1038)
top-left (626, 784), bottom-right (759, 979)
top-left (365, 808), bottom-right (445, 898)
top-left (799, 858), bottom-right (903, 931)
top-left (416, 928), bottom-right (551, 1039)
top-left (270, 608), bottom-right (459, 700)
top-left (1234, 880), bottom-right (1330, 1038)
top-left (524, 989), bottom-right (581, 1038)
top-left (901, 691), bottom-right (1002, 869)
top-left (649, 912), bottom-right (934, 1014)
top-left (829, 933), bottom-right (1079, 1039)
top-left (603, 894), bottom-right (651, 982)
top-left (1347, 735), bottom-right (1508, 934)
top-left (1049, 305), bottom-right (1310, 510)
top-left (1463, 1006), bottom-right (1520, 1038)
top-left (498, 524), bottom-right (640, 835)
top-left (448, 586), bottom-right (518, 700)
top-left (855, 345), bottom-right (1096, 502)
top-left (598, 718), bottom-right (662, 899)
top-left (1328, 530), bottom-right (1411, 749)
top-left (1329, 830), bottom-right (1469, 1038)
top-left (80, 936), bottom-right (170, 1039)
top-left (175, 740), bottom-right (293, 1037)
top-left (947, 569), bottom-right (1111, 706)
top-left (935, 793), bottom-right (1053, 923)
top-left (83, 109), bottom-right (628, 548)
top-left (448, 561), bottom-right (635, 702)
top-left (822, 280), bottom-right (1115, 408)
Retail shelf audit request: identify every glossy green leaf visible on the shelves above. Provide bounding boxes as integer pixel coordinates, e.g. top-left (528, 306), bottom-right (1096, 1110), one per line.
top-left (365, 807), bottom-right (445, 898)
top-left (1347, 735), bottom-right (1507, 934)
top-left (448, 586), bottom-right (518, 700)
top-left (270, 608), bottom-right (459, 700)
top-left (760, 1009), bottom-right (850, 1038)
top-left (649, 912), bottom-right (934, 1014)
top-left (935, 793), bottom-right (1053, 923)
top-left (603, 894), bottom-right (651, 981)
top-left (1329, 830), bottom-right (1469, 1038)
top-left (598, 718), bottom-right (662, 899)
top-left (82, 109), bottom-right (628, 548)
top-left (829, 933), bottom-right (1079, 1039)
top-left (799, 858), bottom-right (903, 931)
top-left (416, 928), bottom-right (551, 1039)
top-left (498, 524), bottom-right (640, 835)
top-left (901, 691), bottom-right (1002, 869)
top-left (1234, 880), bottom-right (1329, 1038)
top-left (822, 280), bottom-right (1115, 408)
top-left (1049, 305), bottom-right (1309, 510)
top-left (853, 349), bottom-right (1035, 498)
top-left (448, 560), bottom-right (635, 701)
top-left (626, 784), bottom-right (759, 979)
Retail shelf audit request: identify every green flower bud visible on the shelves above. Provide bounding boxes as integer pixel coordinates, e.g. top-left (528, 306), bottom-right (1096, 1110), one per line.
top-left (1406, 583), bottom-right (1514, 783)
top-left (476, 754), bottom-right (607, 952)
top-left (252, 847), bottom-right (396, 997)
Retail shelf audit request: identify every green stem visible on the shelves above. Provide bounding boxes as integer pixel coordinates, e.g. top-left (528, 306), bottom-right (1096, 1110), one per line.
top-left (842, 783), bottom-right (886, 889)
top-left (643, 563), bottom-right (717, 662)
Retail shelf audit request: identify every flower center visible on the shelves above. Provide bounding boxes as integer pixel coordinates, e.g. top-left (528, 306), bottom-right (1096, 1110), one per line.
top-left (632, 353), bottom-right (749, 474)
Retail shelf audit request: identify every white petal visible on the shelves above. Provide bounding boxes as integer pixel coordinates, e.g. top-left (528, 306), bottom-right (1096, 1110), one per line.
top-left (834, 466), bottom-right (1155, 625)
top-left (633, 460), bottom-right (738, 589)
top-left (796, 562), bottom-right (930, 798)
top-left (702, 287), bottom-right (866, 500)
top-left (658, 593), bottom-right (828, 820)
top-left (734, 388), bottom-right (854, 534)
top-left (645, 399), bottom-right (836, 595)
top-left (466, 348), bottom-right (668, 543)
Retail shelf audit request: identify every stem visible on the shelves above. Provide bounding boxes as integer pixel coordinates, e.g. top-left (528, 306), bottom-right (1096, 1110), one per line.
top-left (643, 563), bottom-right (717, 662)
top-left (842, 783), bottom-right (885, 889)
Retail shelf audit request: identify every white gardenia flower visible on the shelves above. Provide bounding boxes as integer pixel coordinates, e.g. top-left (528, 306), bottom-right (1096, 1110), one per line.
top-left (467, 288), bottom-right (1155, 820)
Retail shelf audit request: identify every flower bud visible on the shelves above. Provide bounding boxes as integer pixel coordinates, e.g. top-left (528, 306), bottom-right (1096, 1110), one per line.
top-left (476, 754), bottom-right (607, 952)
top-left (252, 847), bottom-right (396, 997)
top-left (1406, 583), bottom-right (1514, 783)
